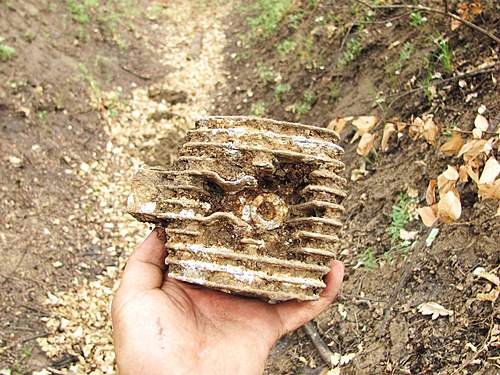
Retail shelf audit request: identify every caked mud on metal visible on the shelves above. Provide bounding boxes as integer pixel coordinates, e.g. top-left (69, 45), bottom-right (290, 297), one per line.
top-left (127, 116), bottom-right (346, 302)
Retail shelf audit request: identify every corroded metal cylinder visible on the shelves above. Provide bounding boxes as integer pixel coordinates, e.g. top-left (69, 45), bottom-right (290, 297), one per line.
top-left (127, 116), bottom-right (346, 301)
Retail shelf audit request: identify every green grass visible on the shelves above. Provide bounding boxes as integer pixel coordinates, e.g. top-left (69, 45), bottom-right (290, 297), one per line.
top-left (274, 82), bottom-right (292, 99)
top-left (246, 0), bottom-right (294, 38)
top-left (435, 37), bottom-right (452, 73)
top-left (388, 193), bottom-right (414, 242)
top-left (0, 36), bottom-right (15, 61)
top-left (358, 247), bottom-right (377, 269)
top-left (276, 38), bottom-right (296, 57)
top-left (338, 36), bottom-right (362, 67)
top-left (78, 63), bottom-right (101, 101)
top-left (257, 64), bottom-right (274, 84)
top-left (394, 42), bottom-right (414, 73)
top-left (328, 81), bottom-right (340, 101)
top-left (250, 101), bottom-right (267, 116)
top-left (287, 11), bottom-right (304, 30)
top-left (67, 0), bottom-right (99, 24)
top-left (409, 11), bottom-right (427, 26)
top-left (292, 90), bottom-right (316, 115)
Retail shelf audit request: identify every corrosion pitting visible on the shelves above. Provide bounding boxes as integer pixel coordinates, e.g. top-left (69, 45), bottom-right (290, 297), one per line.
top-left (127, 116), bottom-right (346, 302)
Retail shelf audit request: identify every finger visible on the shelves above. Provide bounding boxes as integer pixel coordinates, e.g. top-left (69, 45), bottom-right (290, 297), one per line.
top-left (119, 227), bottom-right (167, 294)
top-left (273, 260), bottom-right (344, 334)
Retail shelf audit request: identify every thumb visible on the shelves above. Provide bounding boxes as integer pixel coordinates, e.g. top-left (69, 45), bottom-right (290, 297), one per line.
top-left (273, 260), bottom-right (344, 334)
top-left (118, 227), bottom-right (168, 294)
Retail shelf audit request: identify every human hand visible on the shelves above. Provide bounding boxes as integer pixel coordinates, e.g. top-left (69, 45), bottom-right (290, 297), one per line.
top-left (112, 227), bottom-right (344, 375)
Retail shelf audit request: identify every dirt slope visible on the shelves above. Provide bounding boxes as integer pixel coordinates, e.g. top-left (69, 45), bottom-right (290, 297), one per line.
top-left (214, 0), bottom-right (499, 374)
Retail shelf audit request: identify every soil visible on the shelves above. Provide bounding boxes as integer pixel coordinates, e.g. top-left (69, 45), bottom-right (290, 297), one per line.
top-left (0, 0), bottom-right (171, 371)
top-left (1, 0), bottom-right (498, 374)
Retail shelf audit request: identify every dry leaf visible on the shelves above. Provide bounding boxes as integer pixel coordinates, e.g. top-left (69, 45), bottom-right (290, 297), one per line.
top-left (497, 204), bottom-right (500, 216)
top-left (381, 123), bottom-right (396, 151)
top-left (458, 139), bottom-right (493, 162)
top-left (395, 121), bottom-right (408, 131)
top-left (437, 166), bottom-right (459, 198)
top-left (417, 206), bottom-right (438, 227)
top-left (437, 191), bottom-right (462, 223)
top-left (328, 117), bottom-right (348, 134)
top-left (466, 165), bottom-right (479, 184)
top-left (340, 353), bottom-right (356, 365)
top-left (472, 127), bottom-right (483, 139)
top-left (442, 165), bottom-right (459, 181)
top-left (423, 115), bottom-right (439, 145)
top-left (479, 157), bottom-right (500, 184)
top-left (474, 114), bottom-right (489, 132)
top-left (478, 179), bottom-right (500, 199)
top-left (400, 229), bottom-right (418, 241)
top-left (325, 368), bottom-right (340, 375)
top-left (458, 165), bottom-right (468, 183)
top-left (450, 19), bottom-right (461, 31)
top-left (351, 116), bottom-right (378, 142)
top-left (418, 302), bottom-right (454, 320)
top-left (356, 132), bottom-right (376, 156)
top-left (473, 267), bottom-right (500, 286)
top-left (476, 288), bottom-right (499, 302)
top-left (426, 179), bottom-right (437, 205)
top-left (409, 117), bottom-right (424, 140)
top-left (440, 132), bottom-right (464, 156)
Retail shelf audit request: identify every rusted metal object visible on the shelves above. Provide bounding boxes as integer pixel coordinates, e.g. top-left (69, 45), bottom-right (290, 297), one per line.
top-left (127, 116), bottom-right (346, 301)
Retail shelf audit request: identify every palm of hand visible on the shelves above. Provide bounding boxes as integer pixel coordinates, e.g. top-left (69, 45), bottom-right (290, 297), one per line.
top-left (112, 228), bottom-right (343, 375)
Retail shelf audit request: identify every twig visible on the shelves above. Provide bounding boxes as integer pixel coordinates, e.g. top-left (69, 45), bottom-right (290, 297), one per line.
top-left (120, 65), bottom-right (152, 80)
top-left (443, 128), bottom-right (497, 136)
top-left (377, 226), bottom-right (435, 337)
top-left (303, 321), bottom-right (334, 366)
top-left (340, 22), bottom-right (356, 49)
top-left (354, 0), bottom-right (500, 44)
top-left (443, 0), bottom-right (448, 14)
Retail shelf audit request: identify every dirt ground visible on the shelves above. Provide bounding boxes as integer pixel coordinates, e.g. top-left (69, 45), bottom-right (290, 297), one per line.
top-left (0, 0), bottom-right (498, 374)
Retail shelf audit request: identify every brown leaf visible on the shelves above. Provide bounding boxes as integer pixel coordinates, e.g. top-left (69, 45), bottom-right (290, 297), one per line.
top-left (478, 179), bottom-right (500, 199)
top-left (437, 191), bottom-right (462, 223)
top-left (479, 157), bottom-right (500, 184)
top-left (426, 179), bottom-right (437, 205)
top-left (450, 19), bottom-right (461, 31)
top-left (473, 267), bottom-right (500, 286)
top-left (476, 289), bottom-right (499, 302)
top-left (440, 132), bottom-right (464, 156)
top-left (423, 115), bottom-right (439, 145)
top-left (458, 165), bottom-right (469, 183)
top-left (409, 117), bottom-right (424, 140)
top-left (351, 116), bottom-right (378, 143)
top-left (356, 132), bottom-right (376, 156)
top-left (458, 139), bottom-right (493, 162)
top-left (381, 123), bottom-right (396, 152)
top-left (396, 121), bottom-right (408, 131)
top-left (328, 117), bottom-right (348, 134)
top-left (417, 206), bottom-right (438, 227)
top-left (466, 165), bottom-right (480, 184)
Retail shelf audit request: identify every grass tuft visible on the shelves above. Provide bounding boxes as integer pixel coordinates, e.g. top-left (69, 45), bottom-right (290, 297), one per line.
top-left (246, 0), bottom-right (293, 38)
top-left (388, 192), bottom-right (414, 242)
top-left (0, 36), bottom-right (15, 61)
